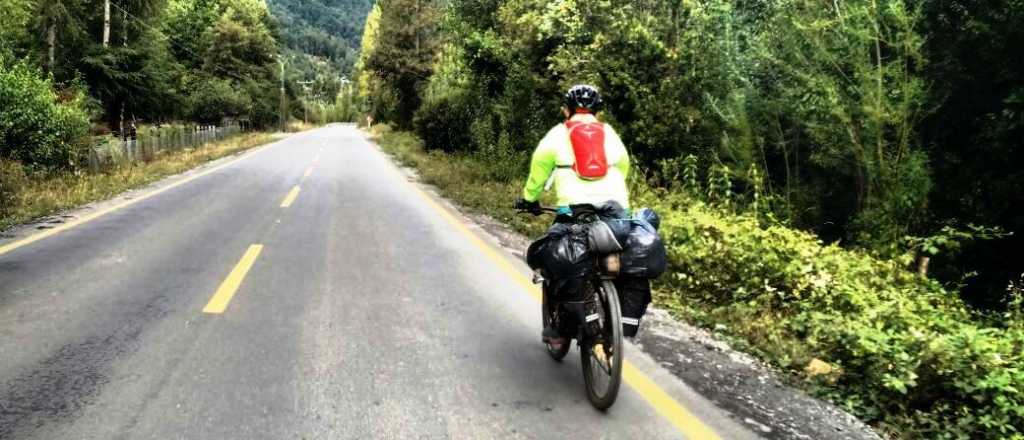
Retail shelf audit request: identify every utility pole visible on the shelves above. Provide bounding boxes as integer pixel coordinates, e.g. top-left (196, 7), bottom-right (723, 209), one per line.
top-left (278, 57), bottom-right (288, 132)
top-left (340, 76), bottom-right (352, 122)
top-left (103, 0), bottom-right (110, 47)
top-left (297, 80), bottom-right (314, 125)
top-left (117, 3), bottom-right (128, 138)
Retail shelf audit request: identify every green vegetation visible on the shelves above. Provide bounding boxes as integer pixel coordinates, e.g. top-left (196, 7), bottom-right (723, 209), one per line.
top-left (162, 0), bottom-right (286, 128)
top-left (1, 56), bottom-right (90, 169)
top-left (266, 0), bottom-right (373, 125)
top-left (360, 0), bottom-right (1024, 437)
top-left (357, 0), bottom-right (1022, 307)
top-left (1, 0), bottom-right (372, 163)
top-left (1, 0), bottom-right (370, 225)
top-left (652, 195), bottom-right (1023, 438)
top-left (1, 0), bottom-right (286, 156)
top-left (267, 0), bottom-right (373, 74)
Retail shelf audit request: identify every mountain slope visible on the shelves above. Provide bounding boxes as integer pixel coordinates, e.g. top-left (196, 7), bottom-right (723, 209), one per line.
top-left (268, 0), bottom-right (375, 76)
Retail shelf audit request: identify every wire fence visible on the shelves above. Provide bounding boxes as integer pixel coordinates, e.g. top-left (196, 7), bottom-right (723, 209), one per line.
top-left (88, 124), bottom-right (242, 171)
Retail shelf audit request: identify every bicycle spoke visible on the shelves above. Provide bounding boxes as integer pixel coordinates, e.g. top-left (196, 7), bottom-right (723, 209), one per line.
top-left (591, 349), bottom-right (612, 375)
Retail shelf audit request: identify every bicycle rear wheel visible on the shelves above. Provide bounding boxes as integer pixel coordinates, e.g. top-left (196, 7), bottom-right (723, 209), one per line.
top-left (543, 284), bottom-right (570, 361)
top-left (580, 280), bottom-right (623, 410)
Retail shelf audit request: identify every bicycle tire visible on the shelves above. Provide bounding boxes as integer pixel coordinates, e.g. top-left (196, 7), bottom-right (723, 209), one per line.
top-left (543, 284), bottom-right (570, 361)
top-left (580, 279), bottom-right (623, 410)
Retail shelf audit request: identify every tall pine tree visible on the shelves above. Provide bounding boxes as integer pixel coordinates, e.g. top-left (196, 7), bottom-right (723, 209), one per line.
top-left (364, 0), bottom-right (439, 128)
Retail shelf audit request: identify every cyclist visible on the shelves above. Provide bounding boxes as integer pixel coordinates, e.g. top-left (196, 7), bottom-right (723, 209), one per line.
top-left (515, 84), bottom-right (630, 215)
top-left (515, 84), bottom-right (633, 348)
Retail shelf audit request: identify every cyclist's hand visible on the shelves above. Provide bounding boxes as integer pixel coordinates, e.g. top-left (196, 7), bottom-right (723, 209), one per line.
top-left (514, 198), bottom-right (542, 215)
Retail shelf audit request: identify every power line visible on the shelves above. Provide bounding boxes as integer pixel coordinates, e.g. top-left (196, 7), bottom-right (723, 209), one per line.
top-left (107, 1), bottom-right (201, 61)
top-left (108, 1), bottom-right (255, 83)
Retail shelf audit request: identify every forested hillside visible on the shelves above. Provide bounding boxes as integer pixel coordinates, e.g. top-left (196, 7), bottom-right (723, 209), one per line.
top-left (268, 0), bottom-right (374, 75)
top-left (267, 0), bottom-right (373, 111)
top-left (357, 0), bottom-right (1024, 437)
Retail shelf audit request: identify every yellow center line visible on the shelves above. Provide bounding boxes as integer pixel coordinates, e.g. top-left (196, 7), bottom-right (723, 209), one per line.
top-left (280, 186), bottom-right (301, 208)
top-left (303, 167), bottom-right (314, 179)
top-left (202, 244), bottom-right (263, 314)
top-left (409, 185), bottom-right (722, 440)
top-left (0, 147), bottom-right (267, 257)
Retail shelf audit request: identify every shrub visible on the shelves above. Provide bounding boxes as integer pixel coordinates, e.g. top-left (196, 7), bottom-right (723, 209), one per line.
top-left (413, 90), bottom-right (477, 153)
top-left (242, 78), bottom-right (280, 130)
top-left (642, 188), bottom-right (1023, 439)
top-left (0, 60), bottom-right (91, 169)
top-left (186, 75), bottom-right (250, 124)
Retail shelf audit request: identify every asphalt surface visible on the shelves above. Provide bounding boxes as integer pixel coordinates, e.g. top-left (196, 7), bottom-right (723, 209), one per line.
top-left (0, 125), bottom-right (758, 439)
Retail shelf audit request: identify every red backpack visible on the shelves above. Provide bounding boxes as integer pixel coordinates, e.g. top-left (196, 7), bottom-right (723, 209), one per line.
top-left (565, 120), bottom-right (608, 180)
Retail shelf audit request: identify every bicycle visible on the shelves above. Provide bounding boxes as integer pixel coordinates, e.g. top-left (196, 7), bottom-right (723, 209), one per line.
top-left (517, 204), bottom-right (624, 410)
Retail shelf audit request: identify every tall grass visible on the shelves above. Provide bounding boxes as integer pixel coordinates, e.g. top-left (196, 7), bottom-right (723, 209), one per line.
top-left (1, 133), bottom-right (273, 230)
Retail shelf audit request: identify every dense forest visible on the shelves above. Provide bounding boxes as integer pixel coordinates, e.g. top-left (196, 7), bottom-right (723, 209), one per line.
top-left (268, 0), bottom-right (373, 72)
top-left (2, 0), bottom-right (282, 138)
top-left (358, 0), bottom-right (1022, 310)
top-left (0, 0), bottom-right (369, 174)
top-left (267, 0), bottom-right (373, 105)
top-left (357, 0), bottom-right (1023, 437)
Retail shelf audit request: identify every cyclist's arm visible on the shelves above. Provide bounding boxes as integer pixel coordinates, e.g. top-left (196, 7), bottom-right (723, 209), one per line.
top-left (606, 125), bottom-right (630, 179)
top-left (523, 138), bottom-right (558, 202)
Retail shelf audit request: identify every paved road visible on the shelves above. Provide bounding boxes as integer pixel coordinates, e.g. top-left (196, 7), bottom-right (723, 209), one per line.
top-left (0, 125), bottom-right (756, 439)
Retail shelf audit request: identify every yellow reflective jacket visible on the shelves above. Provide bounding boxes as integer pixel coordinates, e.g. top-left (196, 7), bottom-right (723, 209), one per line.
top-left (522, 114), bottom-right (631, 208)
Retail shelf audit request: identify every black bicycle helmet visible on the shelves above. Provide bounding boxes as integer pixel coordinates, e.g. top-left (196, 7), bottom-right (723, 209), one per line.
top-left (564, 84), bottom-right (602, 113)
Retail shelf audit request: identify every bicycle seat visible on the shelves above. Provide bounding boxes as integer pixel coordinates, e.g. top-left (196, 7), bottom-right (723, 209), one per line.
top-left (566, 202), bottom-right (626, 223)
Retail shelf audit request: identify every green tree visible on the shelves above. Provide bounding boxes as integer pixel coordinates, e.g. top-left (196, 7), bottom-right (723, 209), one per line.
top-left (266, 0), bottom-right (374, 74)
top-left (762, 0), bottom-right (930, 246)
top-left (354, 3), bottom-right (388, 119)
top-left (203, 2), bottom-right (278, 80)
top-left (0, 0), bottom-right (33, 55)
top-left (915, 0), bottom-right (1024, 306)
top-left (0, 58), bottom-right (90, 169)
top-left (163, 0), bottom-right (223, 68)
top-left (31, 0), bottom-right (86, 75)
top-left (364, 0), bottom-right (440, 128)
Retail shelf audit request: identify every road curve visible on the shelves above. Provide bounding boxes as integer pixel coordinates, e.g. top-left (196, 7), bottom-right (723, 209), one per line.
top-left (0, 125), bottom-right (757, 439)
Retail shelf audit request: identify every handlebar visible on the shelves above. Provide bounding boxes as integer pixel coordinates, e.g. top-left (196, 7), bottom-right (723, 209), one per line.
top-left (515, 207), bottom-right (559, 215)
top-left (513, 202), bottom-right (559, 216)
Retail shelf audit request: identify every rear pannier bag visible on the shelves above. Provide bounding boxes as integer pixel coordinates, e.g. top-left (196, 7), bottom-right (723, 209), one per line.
top-left (588, 221), bottom-right (623, 255)
top-left (527, 224), bottom-right (593, 300)
top-left (565, 121), bottom-right (608, 179)
top-left (635, 207), bottom-right (661, 230)
top-left (620, 211), bottom-right (668, 279)
top-left (593, 201), bottom-right (632, 246)
top-left (615, 277), bottom-right (652, 337)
